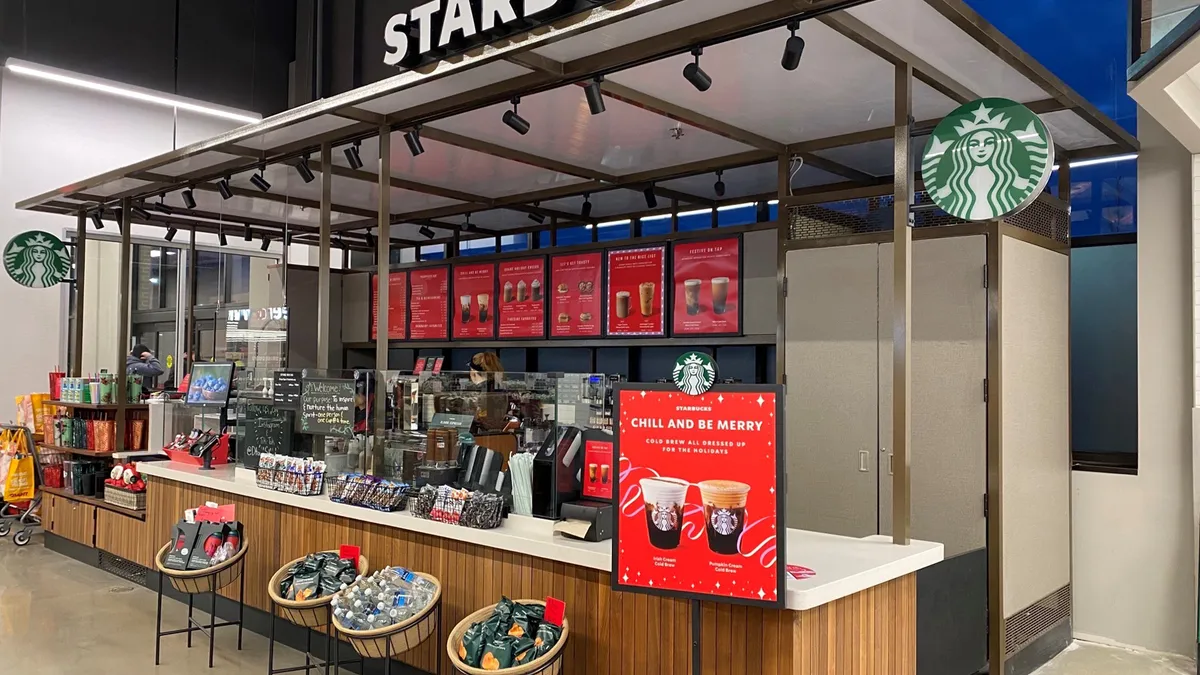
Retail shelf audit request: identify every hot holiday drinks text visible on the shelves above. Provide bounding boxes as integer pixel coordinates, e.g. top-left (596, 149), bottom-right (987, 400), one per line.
top-left (627, 418), bottom-right (764, 432)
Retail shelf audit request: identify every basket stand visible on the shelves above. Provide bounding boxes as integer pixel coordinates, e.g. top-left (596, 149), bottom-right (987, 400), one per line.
top-left (358, 604), bottom-right (441, 675)
top-left (153, 542), bottom-right (248, 669)
top-left (268, 601), bottom-right (361, 675)
top-left (333, 573), bottom-right (443, 675)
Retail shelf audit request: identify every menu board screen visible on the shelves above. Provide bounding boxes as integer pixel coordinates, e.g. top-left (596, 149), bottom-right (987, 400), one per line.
top-left (606, 246), bottom-right (666, 336)
top-left (498, 257), bottom-right (546, 339)
top-left (612, 382), bottom-right (785, 608)
top-left (452, 263), bottom-right (497, 340)
top-left (550, 252), bottom-right (603, 338)
top-left (371, 271), bottom-right (408, 340)
top-left (409, 267), bottom-right (450, 341)
top-left (672, 237), bottom-right (741, 336)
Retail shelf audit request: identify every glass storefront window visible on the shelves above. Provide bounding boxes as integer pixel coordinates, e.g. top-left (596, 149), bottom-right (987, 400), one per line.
top-left (195, 250), bottom-right (223, 305)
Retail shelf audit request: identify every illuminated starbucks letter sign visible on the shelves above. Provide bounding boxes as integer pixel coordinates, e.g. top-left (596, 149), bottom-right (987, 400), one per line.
top-left (921, 98), bottom-right (1054, 222)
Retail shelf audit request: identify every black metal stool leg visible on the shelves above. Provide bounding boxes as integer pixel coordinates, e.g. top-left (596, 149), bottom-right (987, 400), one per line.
top-left (385, 638), bottom-right (392, 675)
top-left (269, 602), bottom-right (277, 674)
top-left (324, 609), bottom-right (332, 675)
top-left (187, 593), bottom-right (195, 648)
top-left (155, 573), bottom-right (164, 666)
top-left (208, 584), bottom-right (218, 668)
top-left (238, 570), bottom-right (245, 650)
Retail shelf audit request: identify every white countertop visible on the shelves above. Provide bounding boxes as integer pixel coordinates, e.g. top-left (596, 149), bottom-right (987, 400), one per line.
top-left (137, 461), bottom-right (942, 611)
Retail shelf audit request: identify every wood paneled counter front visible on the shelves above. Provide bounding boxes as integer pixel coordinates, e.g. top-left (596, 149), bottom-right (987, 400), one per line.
top-left (131, 461), bottom-right (941, 675)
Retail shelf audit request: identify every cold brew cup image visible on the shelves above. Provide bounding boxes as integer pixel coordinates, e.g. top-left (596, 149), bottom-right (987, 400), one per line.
top-left (711, 277), bottom-right (730, 315)
top-left (639, 282), bottom-right (656, 317)
top-left (477, 293), bottom-right (490, 322)
top-left (503, 281), bottom-right (514, 303)
top-left (601, 464), bottom-right (610, 484)
top-left (532, 279), bottom-right (542, 301)
top-left (459, 295), bottom-right (472, 323)
top-left (615, 291), bottom-right (632, 319)
top-left (699, 480), bottom-right (751, 555)
top-left (517, 280), bottom-right (528, 302)
top-left (640, 477), bottom-right (689, 550)
top-left (588, 463), bottom-right (598, 483)
top-left (684, 279), bottom-right (702, 315)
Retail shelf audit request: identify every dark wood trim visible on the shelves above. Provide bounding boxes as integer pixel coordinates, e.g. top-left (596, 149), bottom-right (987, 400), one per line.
top-left (1070, 232), bottom-right (1136, 248)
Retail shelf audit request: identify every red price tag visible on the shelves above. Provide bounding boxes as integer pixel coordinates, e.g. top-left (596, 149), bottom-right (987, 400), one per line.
top-left (543, 597), bottom-right (566, 627)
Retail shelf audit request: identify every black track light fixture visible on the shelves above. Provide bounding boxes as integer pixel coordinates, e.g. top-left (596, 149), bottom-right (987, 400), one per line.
top-left (249, 166), bottom-right (271, 193)
top-left (164, 227), bottom-right (177, 242)
top-left (462, 214), bottom-right (477, 232)
top-left (365, 232), bottom-right (377, 249)
top-left (155, 196), bottom-right (174, 215)
top-left (244, 225), bottom-right (252, 242)
top-left (90, 210), bottom-right (105, 230)
top-left (644, 186), bottom-right (658, 209)
top-left (345, 141), bottom-right (364, 170)
top-left (714, 170), bottom-right (726, 198)
top-left (181, 188), bottom-right (197, 209)
top-left (294, 155), bottom-right (316, 183)
top-left (419, 225), bottom-right (436, 240)
top-left (502, 96), bottom-right (530, 135)
top-left (336, 236), bottom-right (349, 251)
top-left (581, 194), bottom-right (593, 219)
top-left (218, 226), bottom-right (228, 247)
top-left (217, 177), bottom-right (233, 200)
top-left (584, 76), bottom-right (606, 115)
top-left (683, 47), bottom-right (712, 92)
top-left (781, 21), bottom-right (805, 71)
top-left (528, 203), bottom-right (546, 224)
top-left (130, 203), bottom-right (151, 220)
top-left (261, 237), bottom-right (271, 252)
top-left (404, 126), bottom-right (425, 157)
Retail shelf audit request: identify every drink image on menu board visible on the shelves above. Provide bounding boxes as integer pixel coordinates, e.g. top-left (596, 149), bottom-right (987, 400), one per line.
top-left (607, 246), bottom-right (665, 336)
top-left (498, 257), bottom-right (546, 339)
top-left (550, 252), bottom-right (603, 337)
top-left (452, 263), bottom-right (496, 339)
top-left (640, 477), bottom-right (689, 549)
top-left (699, 480), bottom-right (751, 554)
top-left (672, 237), bottom-right (741, 335)
top-left (503, 281), bottom-right (514, 303)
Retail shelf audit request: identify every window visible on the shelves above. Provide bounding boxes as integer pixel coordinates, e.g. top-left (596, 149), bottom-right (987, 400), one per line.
top-left (500, 234), bottom-right (529, 252)
top-left (717, 204), bottom-right (757, 227)
top-left (641, 214), bottom-right (672, 237)
top-left (677, 208), bottom-right (713, 231)
top-left (133, 244), bottom-right (180, 310)
top-left (596, 220), bottom-right (630, 242)
top-left (195, 250), bottom-right (223, 305)
top-left (459, 237), bottom-right (496, 256)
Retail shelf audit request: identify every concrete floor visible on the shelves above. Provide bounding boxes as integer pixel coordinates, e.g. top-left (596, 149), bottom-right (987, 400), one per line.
top-left (0, 535), bottom-right (1195, 674)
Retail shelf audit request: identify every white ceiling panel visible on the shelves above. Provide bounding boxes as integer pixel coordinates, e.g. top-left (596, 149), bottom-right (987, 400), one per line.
top-left (173, 189), bottom-right (359, 228)
top-left (89, 177), bottom-right (156, 197)
top-left (156, 151), bottom-right (246, 178)
top-left (240, 114), bottom-right (359, 152)
top-left (435, 209), bottom-right (532, 232)
top-left (1040, 110), bottom-right (1113, 151)
top-left (847, 0), bottom-right (1048, 104)
top-left (533, 0), bottom-right (775, 63)
top-left (346, 134), bottom-right (588, 200)
top-left (813, 138), bottom-right (927, 178)
top-left (608, 24), bottom-right (957, 145)
top-left (359, 61), bottom-right (532, 116)
top-left (428, 86), bottom-right (753, 176)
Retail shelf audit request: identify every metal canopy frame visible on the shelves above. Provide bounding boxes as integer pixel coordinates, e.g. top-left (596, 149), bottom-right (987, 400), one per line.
top-left (20, 4), bottom-right (1127, 674)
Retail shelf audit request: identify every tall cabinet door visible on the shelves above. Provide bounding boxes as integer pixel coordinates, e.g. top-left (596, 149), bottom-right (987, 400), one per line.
top-left (878, 235), bottom-right (988, 557)
top-left (785, 244), bottom-right (880, 538)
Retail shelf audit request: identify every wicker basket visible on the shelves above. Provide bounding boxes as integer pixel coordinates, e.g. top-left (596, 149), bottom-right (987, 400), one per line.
top-left (334, 573), bottom-right (442, 659)
top-left (103, 485), bottom-right (146, 511)
top-left (155, 541), bottom-right (249, 595)
top-left (446, 600), bottom-right (570, 675)
top-left (268, 552), bottom-right (370, 627)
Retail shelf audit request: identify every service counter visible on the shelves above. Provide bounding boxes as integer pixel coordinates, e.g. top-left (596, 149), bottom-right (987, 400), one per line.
top-left (113, 460), bottom-right (941, 674)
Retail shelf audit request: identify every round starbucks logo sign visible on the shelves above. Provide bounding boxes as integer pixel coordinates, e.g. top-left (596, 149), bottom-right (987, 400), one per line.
top-left (4, 231), bottom-right (71, 288)
top-left (921, 98), bottom-right (1054, 222)
top-left (673, 351), bottom-right (718, 396)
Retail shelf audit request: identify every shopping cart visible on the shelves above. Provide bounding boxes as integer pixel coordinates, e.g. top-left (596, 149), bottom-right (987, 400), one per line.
top-left (0, 424), bottom-right (50, 546)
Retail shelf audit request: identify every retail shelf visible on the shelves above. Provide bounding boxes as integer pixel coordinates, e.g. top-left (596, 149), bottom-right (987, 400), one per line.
top-left (37, 442), bottom-right (115, 458)
top-left (47, 401), bottom-right (149, 411)
top-left (42, 486), bottom-right (146, 521)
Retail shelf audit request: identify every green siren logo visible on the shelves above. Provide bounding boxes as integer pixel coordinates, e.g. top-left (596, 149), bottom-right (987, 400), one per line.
top-left (922, 98), bottom-right (1054, 222)
top-left (4, 231), bottom-right (71, 288)
top-left (673, 351), bottom-right (718, 396)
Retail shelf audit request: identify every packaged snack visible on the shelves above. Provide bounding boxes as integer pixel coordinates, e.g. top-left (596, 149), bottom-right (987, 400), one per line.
top-left (479, 637), bottom-right (516, 670)
top-left (511, 636), bottom-right (538, 665)
top-left (530, 621), bottom-right (562, 659)
top-left (290, 571), bottom-right (321, 602)
top-left (507, 601), bottom-right (539, 638)
top-left (458, 623), bottom-right (486, 667)
top-left (164, 522), bottom-right (200, 570)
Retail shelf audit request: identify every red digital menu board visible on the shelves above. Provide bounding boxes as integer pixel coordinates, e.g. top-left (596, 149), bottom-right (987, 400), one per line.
top-left (408, 267), bottom-right (449, 341)
top-left (612, 382), bottom-right (785, 608)
top-left (497, 257), bottom-right (546, 339)
top-left (370, 271), bottom-right (408, 340)
top-left (606, 246), bottom-right (666, 336)
top-left (550, 252), bottom-right (603, 338)
top-left (452, 263), bottom-right (496, 340)
top-left (672, 237), bottom-right (741, 336)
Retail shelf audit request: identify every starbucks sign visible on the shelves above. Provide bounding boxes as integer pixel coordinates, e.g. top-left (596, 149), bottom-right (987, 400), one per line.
top-left (921, 98), bottom-right (1054, 222)
top-left (4, 231), bottom-right (71, 288)
top-left (673, 352), bottom-right (718, 396)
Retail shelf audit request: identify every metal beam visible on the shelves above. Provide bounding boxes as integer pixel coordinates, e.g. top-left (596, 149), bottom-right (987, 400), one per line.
top-left (115, 199), bottom-right (132, 452)
top-left (892, 63), bottom-right (913, 547)
top-left (72, 212), bottom-right (87, 377)
top-left (317, 143), bottom-right (332, 370)
top-left (133, 172), bottom-right (378, 219)
top-left (375, 126), bottom-right (392, 466)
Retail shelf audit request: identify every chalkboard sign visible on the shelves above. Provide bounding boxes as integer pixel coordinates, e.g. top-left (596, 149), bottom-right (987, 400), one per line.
top-left (240, 404), bottom-right (293, 469)
top-left (300, 378), bottom-right (355, 438)
top-left (273, 370), bottom-right (302, 409)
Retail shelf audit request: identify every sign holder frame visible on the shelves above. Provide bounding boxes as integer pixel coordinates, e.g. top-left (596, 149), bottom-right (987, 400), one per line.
top-left (668, 233), bottom-right (745, 338)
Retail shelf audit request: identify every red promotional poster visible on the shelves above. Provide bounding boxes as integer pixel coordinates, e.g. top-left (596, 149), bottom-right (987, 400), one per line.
top-left (498, 257), bottom-right (546, 339)
top-left (370, 271), bottom-right (408, 340)
top-left (612, 382), bottom-right (785, 608)
top-left (453, 263), bottom-right (497, 340)
top-left (672, 237), bottom-right (741, 336)
top-left (550, 252), bottom-right (603, 338)
top-left (408, 267), bottom-right (449, 341)
top-left (606, 246), bottom-right (666, 336)
top-left (582, 439), bottom-right (614, 500)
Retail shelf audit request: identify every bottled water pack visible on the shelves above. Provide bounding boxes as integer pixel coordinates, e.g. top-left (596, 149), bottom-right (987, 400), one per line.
top-left (331, 566), bottom-right (436, 631)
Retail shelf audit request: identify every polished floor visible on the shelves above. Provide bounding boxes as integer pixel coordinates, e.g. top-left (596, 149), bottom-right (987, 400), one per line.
top-left (0, 535), bottom-right (1194, 674)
